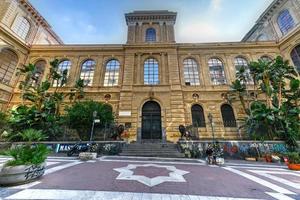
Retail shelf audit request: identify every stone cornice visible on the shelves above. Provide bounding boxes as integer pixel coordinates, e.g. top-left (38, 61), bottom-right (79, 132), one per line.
top-left (19, 0), bottom-right (63, 44)
top-left (125, 10), bottom-right (177, 25)
top-left (29, 40), bottom-right (280, 53)
top-left (241, 0), bottom-right (285, 41)
top-left (278, 26), bottom-right (300, 47)
top-left (0, 24), bottom-right (30, 52)
top-left (30, 44), bottom-right (124, 52)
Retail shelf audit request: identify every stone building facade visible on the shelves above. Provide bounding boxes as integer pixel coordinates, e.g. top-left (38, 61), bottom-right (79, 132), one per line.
top-left (0, 0), bottom-right (300, 143)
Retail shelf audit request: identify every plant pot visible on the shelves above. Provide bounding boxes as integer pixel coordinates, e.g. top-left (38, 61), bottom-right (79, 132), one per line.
top-left (288, 163), bottom-right (300, 171)
top-left (265, 155), bottom-right (272, 162)
top-left (79, 152), bottom-right (97, 161)
top-left (245, 157), bottom-right (256, 161)
top-left (0, 162), bottom-right (46, 186)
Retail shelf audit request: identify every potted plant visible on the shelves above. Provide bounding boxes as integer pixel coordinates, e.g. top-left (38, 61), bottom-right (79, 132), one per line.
top-left (287, 152), bottom-right (300, 170)
top-left (0, 129), bottom-right (49, 185)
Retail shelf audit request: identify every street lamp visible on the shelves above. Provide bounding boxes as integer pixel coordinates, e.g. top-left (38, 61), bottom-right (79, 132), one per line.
top-left (208, 113), bottom-right (215, 145)
top-left (89, 111), bottom-right (100, 142)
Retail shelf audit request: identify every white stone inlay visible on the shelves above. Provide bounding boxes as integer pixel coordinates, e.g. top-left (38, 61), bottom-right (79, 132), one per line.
top-left (5, 189), bottom-right (263, 200)
top-left (113, 163), bottom-right (189, 187)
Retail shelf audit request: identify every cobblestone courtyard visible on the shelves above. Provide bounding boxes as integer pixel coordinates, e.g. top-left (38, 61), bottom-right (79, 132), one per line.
top-left (0, 156), bottom-right (299, 200)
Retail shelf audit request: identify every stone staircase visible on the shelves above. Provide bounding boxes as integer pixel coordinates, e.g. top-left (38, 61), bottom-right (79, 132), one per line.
top-left (120, 143), bottom-right (185, 158)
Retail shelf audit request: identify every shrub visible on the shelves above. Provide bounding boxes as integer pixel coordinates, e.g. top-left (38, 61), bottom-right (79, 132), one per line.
top-left (10, 60), bottom-right (85, 141)
top-left (2, 129), bottom-right (50, 166)
top-left (64, 101), bottom-right (114, 140)
top-left (0, 111), bottom-right (11, 139)
top-left (287, 152), bottom-right (300, 164)
top-left (4, 144), bottom-right (49, 166)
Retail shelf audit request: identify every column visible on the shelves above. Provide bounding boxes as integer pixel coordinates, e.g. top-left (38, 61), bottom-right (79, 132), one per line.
top-left (199, 55), bottom-right (210, 86)
top-left (160, 52), bottom-right (166, 84)
top-left (93, 55), bottom-right (103, 86)
top-left (224, 55), bottom-right (235, 84)
top-left (136, 53), bottom-right (142, 84)
top-left (159, 21), bottom-right (164, 42)
top-left (138, 22), bottom-right (143, 43)
top-left (67, 57), bottom-right (80, 87)
top-left (127, 22), bottom-right (136, 44)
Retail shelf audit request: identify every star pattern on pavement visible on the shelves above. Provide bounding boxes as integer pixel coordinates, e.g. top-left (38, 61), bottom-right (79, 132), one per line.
top-left (113, 163), bottom-right (189, 187)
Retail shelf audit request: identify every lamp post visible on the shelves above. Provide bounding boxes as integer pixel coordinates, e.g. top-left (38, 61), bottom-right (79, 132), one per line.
top-left (89, 111), bottom-right (99, 142)
top-left (208, 113), bottom-right (215, 145)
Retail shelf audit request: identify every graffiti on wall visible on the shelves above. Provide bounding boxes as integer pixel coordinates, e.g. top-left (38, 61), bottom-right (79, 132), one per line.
top-left (179, 141), bottom-right (288, 158)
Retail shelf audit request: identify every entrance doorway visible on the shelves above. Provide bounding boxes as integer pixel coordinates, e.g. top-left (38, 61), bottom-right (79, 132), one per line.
top-left (141, 101), bottom-right (162, 141)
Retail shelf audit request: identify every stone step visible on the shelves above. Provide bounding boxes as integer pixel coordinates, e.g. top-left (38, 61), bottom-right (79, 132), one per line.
top-left (119, 152), bottom-right (185, 158)
top-left (120, 143), bottom-right (185, 158)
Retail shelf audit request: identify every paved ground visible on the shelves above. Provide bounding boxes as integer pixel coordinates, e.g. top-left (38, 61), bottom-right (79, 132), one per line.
top-left (0, 156), bottom-right (299, 200)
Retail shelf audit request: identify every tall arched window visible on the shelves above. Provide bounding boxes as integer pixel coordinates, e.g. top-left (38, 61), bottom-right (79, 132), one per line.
top-left (104, 59), bottom-right (120, 86)
top-left (234, 56), bottom-right (253, 84)
top-left (53, 60), bottom-right (71, 87)
top-left (145, 28), bottom-right (156, 42)
top-left (0, 48), bottom-right (18, 85)
top-left (80, 59), bottom-right (95, 86)
top-left (144, 58), bottom-right (159, 85)
top-left (208, 58), bottom-right (227, 85)
top-left (191, 104), bottom-right (206, 127)
top-left (12, 16), bottom-right (30, 40)
top-left (291, 44), bottom-right (300, 73)
top-left (32, 60), bottom-right (46, 86)
top-left (278, 9), bottom-right (295, 35)
top-left (183, 58), bottom-right (200, 86)
top-left (221, 104), bottom-right (236, 127)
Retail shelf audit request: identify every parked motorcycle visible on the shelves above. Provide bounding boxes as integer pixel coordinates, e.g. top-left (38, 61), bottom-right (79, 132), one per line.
top-left (67, 141), bottom-right (98, 157)
top-left (206, 142), bottom-right (224, 165)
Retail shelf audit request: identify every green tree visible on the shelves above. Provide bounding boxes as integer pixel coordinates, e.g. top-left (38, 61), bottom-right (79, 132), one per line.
top-left (9, 59), bottom-right (85, 140)
top-left (228, 56), bottom-right (300, 150)
top-left (64, 101), bottom-right (114, 140)
top-left (0, 111), bottom-right (10, 138)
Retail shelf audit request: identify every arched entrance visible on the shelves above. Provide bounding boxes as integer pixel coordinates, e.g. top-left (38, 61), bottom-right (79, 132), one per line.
top-left (141, 101), bottom-right (162, 141)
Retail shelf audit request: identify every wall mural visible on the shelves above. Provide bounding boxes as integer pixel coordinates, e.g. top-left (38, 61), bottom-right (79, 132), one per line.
top-left (178, 141), bottom-right (289, 158)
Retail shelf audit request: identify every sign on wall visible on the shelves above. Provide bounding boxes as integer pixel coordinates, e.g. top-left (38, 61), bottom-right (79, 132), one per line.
top-left (119, 111), bottom-right (131, 117)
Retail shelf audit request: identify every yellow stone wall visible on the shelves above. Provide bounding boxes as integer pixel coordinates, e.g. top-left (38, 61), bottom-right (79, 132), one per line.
top-left (8, 41), bottom-right (289, 143)
top-left (1, 1), bottom-right (300, 143)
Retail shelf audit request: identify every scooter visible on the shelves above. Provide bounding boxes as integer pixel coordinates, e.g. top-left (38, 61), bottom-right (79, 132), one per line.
top-left (206, 145), bottom-right (225, 165)
top-left (67, 141), bottom-right (98, 156)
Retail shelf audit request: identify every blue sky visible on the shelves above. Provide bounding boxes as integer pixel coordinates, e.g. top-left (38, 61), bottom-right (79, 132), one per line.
top-left (29, 0), bottom-right (274, 44)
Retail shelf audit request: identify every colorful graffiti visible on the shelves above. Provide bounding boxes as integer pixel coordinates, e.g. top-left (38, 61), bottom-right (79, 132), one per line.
top-left (178, 141), bottom-right (289, 158)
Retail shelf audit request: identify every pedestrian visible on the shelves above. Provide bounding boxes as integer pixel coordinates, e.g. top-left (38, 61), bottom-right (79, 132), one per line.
top-left (206, 144), bottom-right (213, 164)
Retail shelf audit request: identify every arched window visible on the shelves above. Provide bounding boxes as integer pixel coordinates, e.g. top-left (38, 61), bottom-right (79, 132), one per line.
top-left (234, 57), bottom-right (253, 84)
top-left (208, 58), bottom-right (227, 85)
top-left (32, 60), bottom-right (46, 86)
top-left (277, 10), bottom-right (295, 35)
top-left (191, 104), bottom-right (206, 127)
top-left (291, 45), bottom-right (300, 73)
top-left (104, 59), bottom-right (120, 86)
top-left (53, 60), bottom-right (71, 87)
top-left (80, 59), bottom-right (95, 86)
top-left (221, 104), bottom-right (236, 127)
top-left (144, 58), bottom-right (159, 85)
top-left (12, 16), bottom-right (30, 40)
top-left (256, 34), bottom-right (268, 41)
top-left (260, 56), bottom-right (272, 63)
top-left (0, 48), bottom-right (18, 85)
top-left (145, 28), bottom-right (156, 42)
top-left (183, 58), bottom-right (200, 86)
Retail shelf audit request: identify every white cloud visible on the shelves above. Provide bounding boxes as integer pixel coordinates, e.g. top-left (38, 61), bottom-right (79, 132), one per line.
top-left (177, 21), bottom-right (219, 43)
top-left (86, 24), bottom-right (96, 33)
top-left (211, 0), bottom-right (223, 11)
